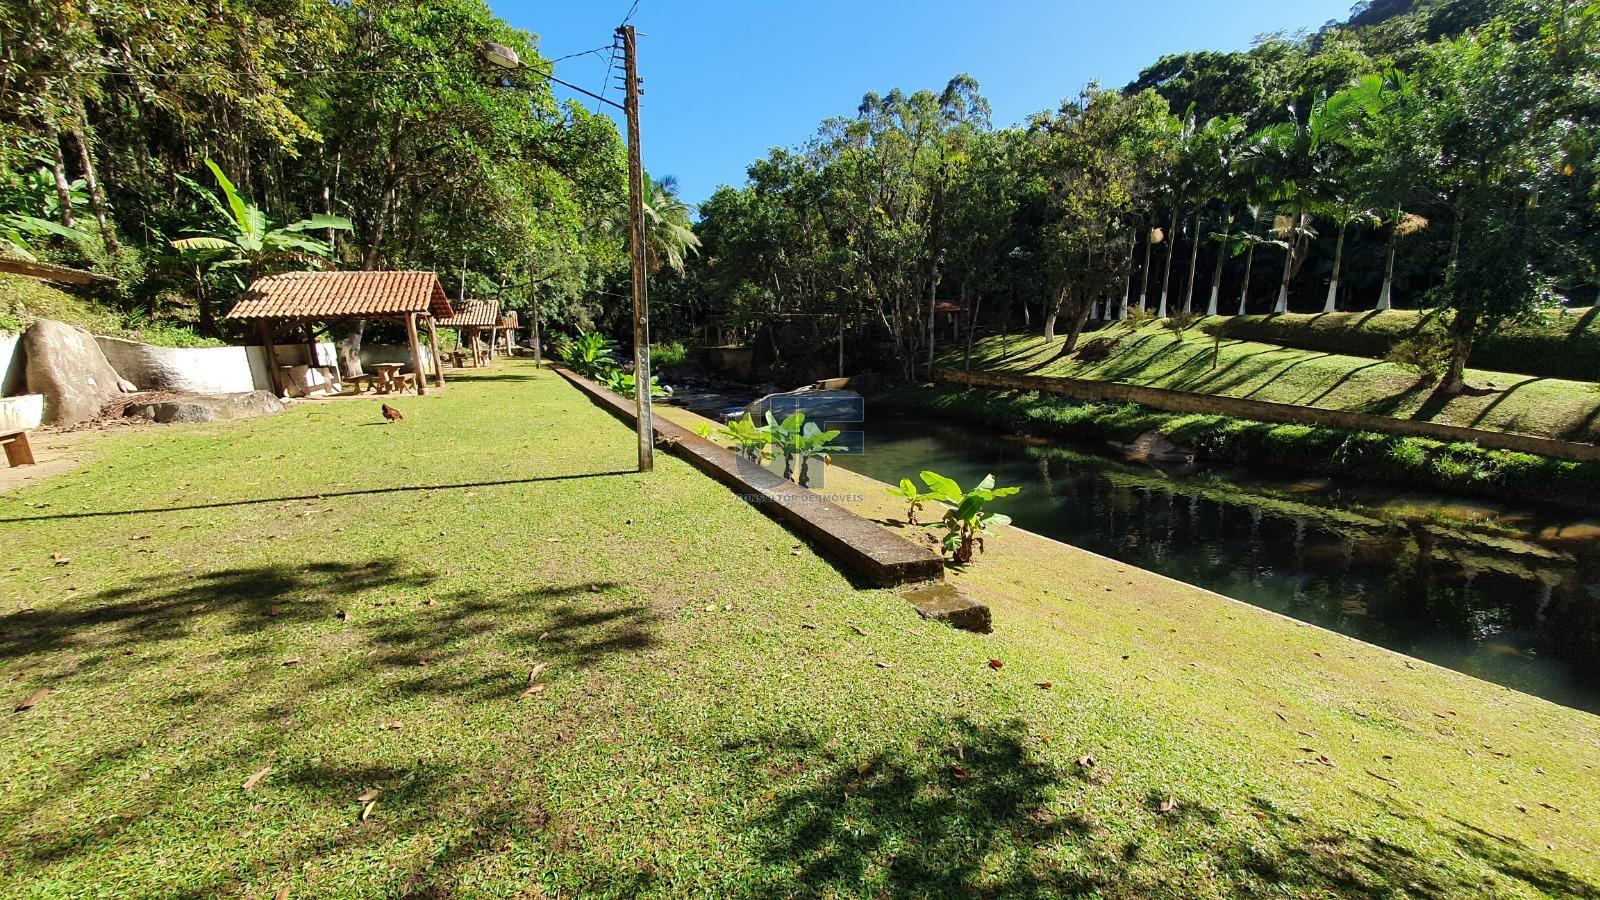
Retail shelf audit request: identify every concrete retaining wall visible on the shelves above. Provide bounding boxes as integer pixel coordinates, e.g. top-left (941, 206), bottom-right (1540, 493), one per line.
top-left (0, 331), bottom-right (23, 397)
top-left (934, 368), bottom-right (1600, 463)
top-left (96, 336), bottom-right (338, 394)
top-left (556, 366), bottom-right (945, 588)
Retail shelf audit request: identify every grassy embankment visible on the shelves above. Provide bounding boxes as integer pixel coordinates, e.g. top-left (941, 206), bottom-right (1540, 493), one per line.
top-left (952, 319), bottom-right (1600, 444)
top-left (871, 385), bottom-right (1600, 511)
top-left (1, 273), bottom-right (222, 347)
top-left (1214, 309), bottom-right (1600, 383)
top-left (3, 361), bottom-right (1599, 897)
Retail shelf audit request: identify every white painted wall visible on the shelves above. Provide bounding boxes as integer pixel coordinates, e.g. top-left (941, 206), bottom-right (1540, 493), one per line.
top-left (0, 331), bottom-right (23, 397)
top-left (97, 335), bottom-right (339, 395)
top-left (360, 342), bottom-right (438, 375)
top-left (0, 393), bottom-right (43, 433)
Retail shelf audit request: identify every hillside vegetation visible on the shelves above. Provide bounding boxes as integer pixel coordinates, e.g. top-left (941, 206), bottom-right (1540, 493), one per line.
top-left (0, 274), bottom-right (221, 347)
top-left (1213, 310), bottom-right (1600, 382)
top-left (952, 320), bottom-right (1600, 444)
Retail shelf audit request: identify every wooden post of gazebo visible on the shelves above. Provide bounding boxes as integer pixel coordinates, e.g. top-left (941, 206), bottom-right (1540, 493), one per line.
top-left (424, 315), bottom-right (445, 388)
top-left (404, 313), bottom-right (427, 396)
top-left (257, 322), bottom-right (285, 397)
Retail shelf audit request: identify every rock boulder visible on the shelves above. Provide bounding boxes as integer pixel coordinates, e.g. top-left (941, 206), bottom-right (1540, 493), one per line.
top-left (125, 391), bottom-right (286, 424)
top-left (23, 319), bottom-right (128, 425)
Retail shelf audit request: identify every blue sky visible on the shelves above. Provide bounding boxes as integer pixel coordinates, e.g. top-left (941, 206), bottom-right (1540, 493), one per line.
top-left (492, 1), bottom-right (1358, 204)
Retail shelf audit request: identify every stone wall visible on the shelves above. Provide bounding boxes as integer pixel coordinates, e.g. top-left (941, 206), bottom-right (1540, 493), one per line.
top-left (934, 368), bottom-right (1600, 463)
top-left (96, 337), bottom-right (338, 394)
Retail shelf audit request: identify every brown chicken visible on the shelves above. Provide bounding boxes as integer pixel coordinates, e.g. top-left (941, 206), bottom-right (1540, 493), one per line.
top-left (381, 403), bottom-right (404, 423)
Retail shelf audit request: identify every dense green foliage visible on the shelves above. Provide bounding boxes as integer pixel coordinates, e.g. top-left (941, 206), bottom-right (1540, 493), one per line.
top-left (676, 0), bottom-right (1599, 392)
top-left (1214, 308), bottom-right (1600, 380)
top-left (874, 385), bottom-right (1600, 509)
top-left (0, 0), bottom-right (628, 348)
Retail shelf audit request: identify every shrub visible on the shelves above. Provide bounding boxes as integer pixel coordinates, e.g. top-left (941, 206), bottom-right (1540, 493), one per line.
top-left (653, 341), bottom-right (689, 367)
top-left (1385, 319), bottom-right (1452, 384)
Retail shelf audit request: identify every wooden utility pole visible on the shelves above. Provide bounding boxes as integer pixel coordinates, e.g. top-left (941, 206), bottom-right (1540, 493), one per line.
top-left (527, 255), bottom-right (542, 369)
top-left (619, 24), bottom-right (653, 472)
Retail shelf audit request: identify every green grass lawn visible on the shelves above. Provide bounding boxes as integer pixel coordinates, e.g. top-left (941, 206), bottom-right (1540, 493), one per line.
top-left (953, 321), bottom-right (1600, 444)
top-left (4, 361), bottom-right (1599, 897)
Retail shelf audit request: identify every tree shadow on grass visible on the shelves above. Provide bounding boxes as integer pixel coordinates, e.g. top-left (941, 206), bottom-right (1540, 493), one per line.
top-left (729, 718), bottom-right (1600, 898)
top-left (0, 558), bottom-right (432, 665)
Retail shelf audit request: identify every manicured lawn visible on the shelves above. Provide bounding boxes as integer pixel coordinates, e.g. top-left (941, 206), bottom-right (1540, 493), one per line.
top-left (954, 322), bottom-right (1600, 443)
top-left (3, 361), bottom-right (1599, 897)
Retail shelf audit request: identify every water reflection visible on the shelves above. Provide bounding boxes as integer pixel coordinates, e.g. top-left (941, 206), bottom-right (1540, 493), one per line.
top-left (840, 418), bottom-right (1600, 714)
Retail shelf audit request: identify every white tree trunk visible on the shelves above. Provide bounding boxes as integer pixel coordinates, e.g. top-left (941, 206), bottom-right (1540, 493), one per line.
top-left (1238, 244), bottom-right (1255, 316)
top-left (1157, 206), bottom-right (1179, 318)
top-left (1323, 222), bottom-right (1347, 314)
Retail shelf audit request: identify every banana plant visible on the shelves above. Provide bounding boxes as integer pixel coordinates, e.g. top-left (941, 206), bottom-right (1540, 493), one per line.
top-left (885, 478), bottom-right (930, 524)
top-left (598, 367), bottom-right (666, 398)
top-left (0, 210), bottom-right (89, 261)
top-left (715, 413), bottom-right (773, 463)
top-left (916, 470), bottom-right (1020, 565)
top-left (171, 159), bottom-right (350, 284)
top-left (554, 331), bottom-right (618, 379)
top-left (764, 411), bottom-right (844, 486)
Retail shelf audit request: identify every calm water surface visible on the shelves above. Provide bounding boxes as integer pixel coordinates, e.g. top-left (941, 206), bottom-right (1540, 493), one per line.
top-left (837, 417), bottom-right (1600, 714)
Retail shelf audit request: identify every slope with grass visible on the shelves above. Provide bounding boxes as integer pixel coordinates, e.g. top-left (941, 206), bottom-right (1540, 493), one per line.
top-left (0, 273), bottom-right (221, 348)
top-left (953, 321), bottom-right (1600, 444)
top-left (1213, 310), bottom-right (1600, 382)
top-left (2, 361), bottom-right (1598, 897)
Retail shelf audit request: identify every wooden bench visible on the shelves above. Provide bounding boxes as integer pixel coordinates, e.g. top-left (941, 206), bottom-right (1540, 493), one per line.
top-left (344, 373), bottom-right (377, 394)
top-left (2, 430), bottom-right (34, 468)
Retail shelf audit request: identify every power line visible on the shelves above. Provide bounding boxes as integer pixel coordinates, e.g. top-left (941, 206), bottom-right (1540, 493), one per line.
top-left (620, 0), bottom-right (642, 26)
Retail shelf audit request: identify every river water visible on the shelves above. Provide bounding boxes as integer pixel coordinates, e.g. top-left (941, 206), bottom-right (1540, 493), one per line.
top-left (836, 416), bottom-right (1600, 714)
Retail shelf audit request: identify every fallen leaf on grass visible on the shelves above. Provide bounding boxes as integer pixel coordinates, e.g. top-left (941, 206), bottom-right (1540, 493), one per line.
top-left (275, 886), bottom-right (291, 900)
top-left (1539, 802), bottom-right (1562, 813)
top-left (379, 721), bottom-right (402, 731)
top-left (849, 625), bottom-right (866, 636)
top-left (876, 661), bottom-right (891, 669)
top-left (1366, 769), bottom-right (1399, 786)
top-left (1035, 681), bottom-right (1053, 690)
top-left (360, 800), bottom-right (377, 821)
top-left (527, 663), bottom-right (548, 684)
top-left (987, 659), bottom-right (1003, 670)
top-left (243, 766), bottom-right (271, 791)
top-left (50, 554), bottom-right (70, 566)
top-left (948, 764), bottom-right (972, 781)
top-left (337, 610), bottom-right (348, 621)
top-left (281, 657), bottom-right (301, 667)
top-left (1274, 711), bottom-right (1289, 723)
top-left (1077, 754), bottom-right (1096, 769)
top-left (519, 684), bottom-right (546, 700)
top-left (14, 687), bottom-right (48, 712)
top-left (856, 761), bottom-right (871, 775)
top-left (425, 598), bottom-right (437, 607)
top-left (357, 788), bottom-right (381, 803)
top-left (544, 537), bottom-right (563, 543)
top-left (1158, 797), bottom-right (1177, 814)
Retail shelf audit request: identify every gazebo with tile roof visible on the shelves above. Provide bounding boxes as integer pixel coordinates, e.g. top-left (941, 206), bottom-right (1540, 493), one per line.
top-left (435, 298), bottom-right (500, 368)
top-left (226, 270), bottom-right (453, 397)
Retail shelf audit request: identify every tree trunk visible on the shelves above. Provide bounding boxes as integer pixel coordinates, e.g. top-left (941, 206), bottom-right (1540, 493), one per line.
top-left (1158, 206), bottom-right (1179, 317)
top-left (1274, 203), bottom-right (1301, 314)
top-left (1043, 285), bottom-right (1067, 341)
top-left (924, 270), bottom-right (938, 378)
top-left (1238, 244), bottom-right (1256, 316)
top-left (49, 136), bottom-right (75, 229)
top-left (336, 320), bottom-right (367, 377)
top-left (1440, 308), bottom-right (1476, 395)
top-left (1377, 203), bottom-right (1400, 312)
top-left (1324, 221), bottom-right (1348, 314)
top-left (69, 124), bottom-right (114, 248)
top-left (1208, 208), bottom-right (1231, 316)
top-left (1120, 228), bottom-right (1136, 319)
top-left (1138, 217), bottom-right (1154, 311)
top-left (1183, 212), bottom-right (1202, 313)
top-left (1064, 289), bottom-right (1094, 353)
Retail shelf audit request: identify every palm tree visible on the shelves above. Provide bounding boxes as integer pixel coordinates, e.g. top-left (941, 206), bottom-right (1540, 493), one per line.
top-left (171, 159), bottom-right (351, 333)
top-left (642, 175), bottom-right (701, 275)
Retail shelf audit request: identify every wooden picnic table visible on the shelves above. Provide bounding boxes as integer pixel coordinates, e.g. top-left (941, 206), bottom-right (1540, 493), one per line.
top-left (371, 363), bottom-right (412, 394)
